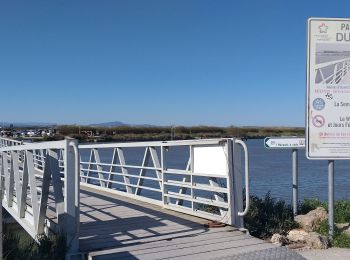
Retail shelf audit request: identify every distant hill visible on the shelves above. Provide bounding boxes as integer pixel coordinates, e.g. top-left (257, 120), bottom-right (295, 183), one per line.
top-left (89, 121), bottom-right (157, 128)
top-left (89, 121), bottom-right (128, 127)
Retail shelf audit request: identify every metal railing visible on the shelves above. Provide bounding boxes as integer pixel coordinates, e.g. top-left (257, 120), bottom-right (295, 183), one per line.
top-left (315, 58), bottom-right (350, 84)
top-left (78, 138), bottom-right (247, 226)
top-left (0, 137), bottom-right (23, 147)
top-left (0, 137), bottom-right (249, 231)
top-left (0, 139), bottom-right (80, 252)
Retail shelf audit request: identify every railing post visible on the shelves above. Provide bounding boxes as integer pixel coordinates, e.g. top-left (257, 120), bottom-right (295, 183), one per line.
top-left (64, 139), bottom-right (80, 254)
top-left (226, 140), bottom-right (235, 226)
top-left (231, 139), bottom-right (244, 228)
top-left (161, 145), bottom-right (167, 207)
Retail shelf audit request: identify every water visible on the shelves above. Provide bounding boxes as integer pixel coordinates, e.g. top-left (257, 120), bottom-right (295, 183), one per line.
top-left (80, 139), bottom-right (350, 204)
top-left (247, 139), bottom-right (350, 203)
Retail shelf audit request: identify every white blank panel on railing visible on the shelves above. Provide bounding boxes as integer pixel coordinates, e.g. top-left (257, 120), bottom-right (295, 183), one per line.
top-left (193, 145), bottom-right (227, 177)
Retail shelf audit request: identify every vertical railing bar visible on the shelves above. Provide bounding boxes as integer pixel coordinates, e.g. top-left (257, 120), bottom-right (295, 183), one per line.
top-left (149, 146), bottom-right (162, 191)
top-left (93, 148), bottom-right (106, 188)
top-left (86, 149), bottom-right (94, 184)
top-left (175, 150), bottom-right (191, 206)
top-left (190, 145), bottom-right (194, 212)
top-left (161, 145), bottom-right (168, 206)
top-left (107, 148), bottom-right (117, 188)
top-left (117, 148), bottom-right (133, 193)
top-left (12, 151), bottom-right (21, 213)
top-left (135, 147), bottom-right (150, 195)
top-left (27, 150), bottom-right (40, 233)
top-left (19, 152), bottom-right (28, 218)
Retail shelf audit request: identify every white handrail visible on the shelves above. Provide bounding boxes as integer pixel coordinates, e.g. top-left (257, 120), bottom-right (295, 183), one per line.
top-left (235, 139), bottom-right (250, 217)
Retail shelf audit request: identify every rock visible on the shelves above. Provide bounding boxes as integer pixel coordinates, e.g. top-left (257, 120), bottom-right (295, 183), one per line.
top-left (287, 243), bottom-right (310, 250)
top-left (271, 233), bottom-right (287, 246)
top-left (344, 226), bottom-right (350, 236)
top-left (287, 229), bottom-right (309, 243)
top-left (336, 223), bottom-right (350, 232)
top-left (295, 207), bottom-right (327, 232)
top-left (305, 232), bottom-right (329, 249)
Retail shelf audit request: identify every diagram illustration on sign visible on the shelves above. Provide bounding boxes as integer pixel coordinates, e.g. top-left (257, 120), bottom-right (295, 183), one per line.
top-left (315, 43), bottom-right (350, 85)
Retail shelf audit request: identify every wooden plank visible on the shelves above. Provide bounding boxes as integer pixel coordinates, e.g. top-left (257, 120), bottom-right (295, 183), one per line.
top-left (81, 228), bottom-right (244, 251)
top-left (89, 235), bottom-right (273, 260)
top-left (87, 232), bottom-right (249, 257)
top-left (74, 183), bottom-right (273, 260)
top-left (79, 187), bottom-right (211, 224)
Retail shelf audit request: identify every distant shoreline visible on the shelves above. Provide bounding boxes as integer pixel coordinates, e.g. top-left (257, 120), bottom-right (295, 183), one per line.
top-left (10, 125), bottom-right (305, 143)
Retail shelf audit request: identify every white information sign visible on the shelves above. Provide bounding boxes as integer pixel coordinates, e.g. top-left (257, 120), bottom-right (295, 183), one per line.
top-left (264, 137), bottom-right (305, 149)
top-left (193, 145), bottom-right (227, 177)
top-left (307, 18), bottom-right (350, 159)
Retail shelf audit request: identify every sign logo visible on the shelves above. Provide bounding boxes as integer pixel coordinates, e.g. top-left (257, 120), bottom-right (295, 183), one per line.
top-left (312, 98), bottom-right (325, 111)
top-left (312, 115), bottom-right (325, 128)
top-left (325, 93), bottom-right (333, 100)
top-left (319, 23), bottom-right (328, 33)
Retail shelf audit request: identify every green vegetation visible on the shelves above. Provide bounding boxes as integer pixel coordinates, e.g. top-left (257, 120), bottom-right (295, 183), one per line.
top-left (316, 220), bottom-right (350, 248)
top-left (298, 198), bottom-right (350, 223)
top-left (244, 192), bottom-right (298, 238)
top-left (3, 223), bottom-right (67, 260)
top-left (298, 198), bottom-right (327, 215)
top-left (32, 125), bottom-right (304, 142)
top-left (333, 232), bottom-right (350, 248)
top-left (300, 199), bottom-right (350, 248)
top-left (244, 194), bottom-right (350, 249)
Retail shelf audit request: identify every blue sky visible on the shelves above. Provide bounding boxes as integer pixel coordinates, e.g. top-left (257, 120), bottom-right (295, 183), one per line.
top-left (1, 0), bottom-right (349, 126)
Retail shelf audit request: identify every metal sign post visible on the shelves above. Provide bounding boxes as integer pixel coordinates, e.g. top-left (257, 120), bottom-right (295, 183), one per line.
top-left (307, 18), bottom-right (350, 239)
top-left (328, 160), bottom-right (334, 239)
top-left (264, 137), bottom-right (305, 216)
top-left (292, 149), bottom-right (298, 216)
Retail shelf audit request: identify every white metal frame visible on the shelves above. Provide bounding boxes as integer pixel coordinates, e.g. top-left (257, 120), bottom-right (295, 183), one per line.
top-left (0, 137), bottom-right (23, 147)
top-left (78, 138), bottom-right (247, 226)
top-left (0, 139), bottom-right (80, 252)
top-left (0, 137), bottom-right (250, 257)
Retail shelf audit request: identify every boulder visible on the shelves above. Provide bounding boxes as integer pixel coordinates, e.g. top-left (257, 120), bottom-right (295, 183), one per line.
top-left (287, 229), bottom-right (309, 243)
top-left (343, 226), bottom-right (350, 236)
top-left (336, 223), bottom-right (350, 232)
top-left (287, 229), bottom-right (329, 249)
top-left (305, 232), bottom-right (329, 249)
top-left (271, 233), bottom-right (287, 246)
top-left (295, 207), bottom-right (327, 232)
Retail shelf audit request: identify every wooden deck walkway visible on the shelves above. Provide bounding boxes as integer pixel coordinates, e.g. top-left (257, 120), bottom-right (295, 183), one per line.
top-left (75, 186), bottom-right (277, 260)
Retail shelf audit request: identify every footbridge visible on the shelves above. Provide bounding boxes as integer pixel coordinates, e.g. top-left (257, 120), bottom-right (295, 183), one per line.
top-left (0, 137), bottom-right (304, 259)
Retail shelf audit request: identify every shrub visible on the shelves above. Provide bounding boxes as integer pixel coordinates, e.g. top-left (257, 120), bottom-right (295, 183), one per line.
top-left (314, 219), bottom-right (350, 248)
top-left (299, 199), bottom-right (350, 224)
top-left (244, 192), bottom-right (298, 238)
top-left (3, 223), bottom-right (67, 260)
top-left (333, 233), bottom-right (350, 248)
top-left (316, 219), bottom-right (329, 236)
top-left (334, 200), bottom-right (350, 223)
top-left (299, 198), bottom-right (326, 214)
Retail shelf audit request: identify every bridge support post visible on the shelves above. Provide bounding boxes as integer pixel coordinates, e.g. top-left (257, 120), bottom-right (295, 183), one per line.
top-left (64, 139), bottom-right (80, 257)
top-left (229, 139), bottom-right (244, 228)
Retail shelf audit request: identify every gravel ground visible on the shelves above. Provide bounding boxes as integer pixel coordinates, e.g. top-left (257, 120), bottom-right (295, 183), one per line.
top-left (297, 247), bottom-right (350, 260)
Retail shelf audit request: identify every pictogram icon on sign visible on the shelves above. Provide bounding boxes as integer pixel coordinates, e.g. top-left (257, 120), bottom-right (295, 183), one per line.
top-left (312, 115), bottom-right (325, 128)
